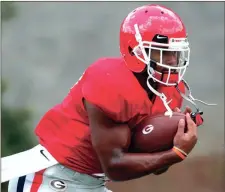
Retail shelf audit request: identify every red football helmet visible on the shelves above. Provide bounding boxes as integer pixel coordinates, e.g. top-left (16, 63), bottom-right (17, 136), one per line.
top-left (120, 4), bottom-right (216, 117)
top-left (120, 4), bottom-right (190, 87)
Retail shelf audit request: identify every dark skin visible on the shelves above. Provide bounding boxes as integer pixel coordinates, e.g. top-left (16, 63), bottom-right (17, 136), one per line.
top-left (84, 49), bottom-right (197, 181)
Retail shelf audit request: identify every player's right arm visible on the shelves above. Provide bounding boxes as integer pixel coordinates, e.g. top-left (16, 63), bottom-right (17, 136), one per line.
top-left (85, 100), bottom-right (198, 182)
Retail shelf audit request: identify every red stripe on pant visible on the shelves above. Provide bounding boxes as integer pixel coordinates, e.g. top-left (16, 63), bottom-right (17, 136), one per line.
top-left (30, 169), bottom-right (46, 192)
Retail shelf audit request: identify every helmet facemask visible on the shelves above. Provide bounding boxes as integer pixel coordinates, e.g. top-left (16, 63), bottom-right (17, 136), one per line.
top-left (133, 24), bottom-right (190, 86)
top-left (132, 24), bottom-right (191, 117)
top-left (132, 24), bottom-right (217, 118)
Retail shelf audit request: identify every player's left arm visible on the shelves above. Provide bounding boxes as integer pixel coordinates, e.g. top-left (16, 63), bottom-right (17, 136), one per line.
top-left (153, 106), bottom-right (192, 175)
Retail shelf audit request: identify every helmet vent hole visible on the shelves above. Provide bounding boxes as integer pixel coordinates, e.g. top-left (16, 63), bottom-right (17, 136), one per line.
top-left (128, 46), bottom-right (134, 56)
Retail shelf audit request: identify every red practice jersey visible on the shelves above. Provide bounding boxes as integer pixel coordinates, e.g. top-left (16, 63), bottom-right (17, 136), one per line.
top-left (35, 57), bottom-right (185, 175)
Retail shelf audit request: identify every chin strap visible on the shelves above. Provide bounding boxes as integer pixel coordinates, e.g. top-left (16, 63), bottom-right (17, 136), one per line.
top-left (175, 79), bottom-right (217, 111)
top-left (146, 64), bottom-right (174, 117)
top-left (175, 79), bottom-right (217, 126)
top-left (146, 73), bottom-right (217, 121)
top-left (147, 76), bottom-right (173, 117)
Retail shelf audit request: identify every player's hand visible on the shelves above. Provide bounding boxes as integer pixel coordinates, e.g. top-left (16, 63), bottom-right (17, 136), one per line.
top-left (174, 107), bottom-right (204, 126)
top-left (173, 113), bottom-right (198, 155)
top-left (174, 106), bottom-right (192, 114)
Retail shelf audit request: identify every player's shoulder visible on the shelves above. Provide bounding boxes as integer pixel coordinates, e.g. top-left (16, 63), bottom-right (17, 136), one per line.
top-left (86, 57), bottom-right (129, 77)
top-left (85, 57), bottom-right (144, 95)
top-left (81, 57), bottom-right (150, 122)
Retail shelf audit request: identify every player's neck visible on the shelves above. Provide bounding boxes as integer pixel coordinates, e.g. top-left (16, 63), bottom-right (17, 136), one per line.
top-left (133, 70), bottom-right (157, 101)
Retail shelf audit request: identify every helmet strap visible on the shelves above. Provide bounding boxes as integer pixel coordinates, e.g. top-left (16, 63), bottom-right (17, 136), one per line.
top-left (147, 75), bottom-right (173, 117)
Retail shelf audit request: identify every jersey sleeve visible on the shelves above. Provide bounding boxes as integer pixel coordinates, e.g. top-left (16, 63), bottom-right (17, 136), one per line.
top-left (82, 69), bottom-right (131, 122)
top-left (81, 60), bottom-right (149, 123)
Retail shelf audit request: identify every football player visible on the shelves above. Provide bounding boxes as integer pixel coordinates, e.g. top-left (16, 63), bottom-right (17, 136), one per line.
top-left (3, 4), bottom-right (215, 192)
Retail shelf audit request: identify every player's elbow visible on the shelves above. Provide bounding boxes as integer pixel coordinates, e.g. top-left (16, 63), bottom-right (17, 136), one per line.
top-left (104, 169), bottom-right (129, 182)
top-left (104, 158), bottom-right (123, 181)
top-left (105, 171), bottom-right (125, 181)
top-left (101, 150), bottom-right (131, 181)
top-left (92, 145), bottom-right (125, 181)
top-left (104, 165), bottom-right (135, 182)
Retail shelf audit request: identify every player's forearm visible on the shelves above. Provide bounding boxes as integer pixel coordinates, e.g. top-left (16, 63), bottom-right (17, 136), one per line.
top-left (105, 149), bottom-right (182, 181)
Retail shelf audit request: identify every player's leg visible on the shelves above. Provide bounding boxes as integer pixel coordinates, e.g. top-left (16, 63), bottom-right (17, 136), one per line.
top-left (8, 164), bottom-right (112, 192)
top-left (2, 144), bottom-right (58, 183)
top-left (8, 169), bottom-right (46, 192)
top-left (45, 165), bottom-right (112, 192)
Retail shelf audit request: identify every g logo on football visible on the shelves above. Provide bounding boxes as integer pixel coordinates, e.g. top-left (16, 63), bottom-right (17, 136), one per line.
top-left (142, 124), bottom-right (154, 134)
top-left (49, 179), bottom-right (67, 191)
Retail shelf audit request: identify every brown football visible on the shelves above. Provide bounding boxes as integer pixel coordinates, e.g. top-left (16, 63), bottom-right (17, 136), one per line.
top-left (130, 112), bottom-right (186, 153)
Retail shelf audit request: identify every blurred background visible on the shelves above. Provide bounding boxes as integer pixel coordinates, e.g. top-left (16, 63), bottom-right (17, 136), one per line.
top-left (1, 1), bottom-right (224, 192)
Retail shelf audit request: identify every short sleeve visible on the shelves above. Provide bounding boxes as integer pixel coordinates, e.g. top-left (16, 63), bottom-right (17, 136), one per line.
top-left (82, 69), bottom-right (132, 122)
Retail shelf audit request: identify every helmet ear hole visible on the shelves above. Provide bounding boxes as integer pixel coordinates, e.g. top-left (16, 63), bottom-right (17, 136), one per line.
top-left (128, 46), bottom-right (135, 56)
top-left (150, 60), bottom-right (157, 70)
top-left (144, 48), bottom-right (150, 56)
